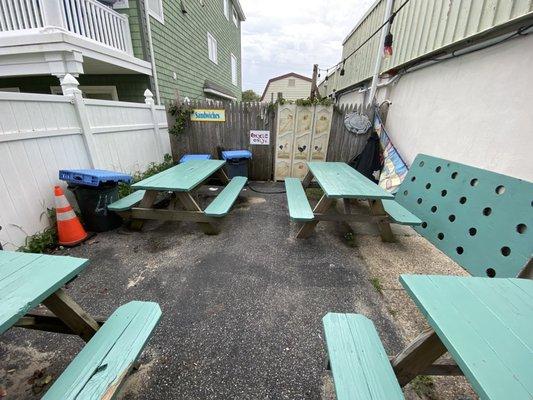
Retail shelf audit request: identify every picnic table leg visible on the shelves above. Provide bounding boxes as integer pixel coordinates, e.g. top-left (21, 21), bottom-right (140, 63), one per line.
top-left (130, 190), bottom-right (158, 230)
top-left (296, 194), bottom-right (334, 239)
top-left (176, 192), bottom-right (220, 235)
top-left (216, 168), bottom-right (231, 184)
top-left (391, 328), bottom-right (448, 386)
top-left (336, 198), bottom-right (355, 238)
top-left (301, 169), bottom-right (313, 188)
top-left (42, 288), bottom-right (100, 342)
top-left (368, 199), bottom-right (394, 242)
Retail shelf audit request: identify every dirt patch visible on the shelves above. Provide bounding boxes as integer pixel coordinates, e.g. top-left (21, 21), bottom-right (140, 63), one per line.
top-left (116, 350), bottom-right (159, 400)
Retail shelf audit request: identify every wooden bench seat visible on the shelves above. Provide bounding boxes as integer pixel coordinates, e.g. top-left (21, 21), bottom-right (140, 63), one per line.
top-left (108, 190), bottom-right (146, 212)
top-left (43, 301), bottom-right (161, 400)
top-left (382, 199), bottom-right (422, 226)
top-left (323, 313), bottom-right (404, 400)
top-left (204, 176), bottom-right (247, 217)
top-left (285, 178), bottom-right (314, 221)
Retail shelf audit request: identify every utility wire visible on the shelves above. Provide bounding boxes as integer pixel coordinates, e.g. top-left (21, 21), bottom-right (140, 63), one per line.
top-left (319, 0), bottom-right (412, 73)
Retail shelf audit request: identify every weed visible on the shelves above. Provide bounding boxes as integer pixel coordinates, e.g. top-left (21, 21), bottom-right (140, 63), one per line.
top-left (305, 187), bottom-right (324, 200)
top-left (370, 277), bottom-right (383, 295)
top-left (19, 208), bottom-right (58, 253)
top-left (411, 375), bottom-right (435, 398)
top-left (118, 154), bottom-right (174, 198)
top-left (387, 307), bottom-right (397, 317)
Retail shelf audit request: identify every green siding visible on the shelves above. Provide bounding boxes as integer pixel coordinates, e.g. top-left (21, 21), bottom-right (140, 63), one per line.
top-left (118, 1), bottom-right (146, 60)
top-left (0, 75), bottom-right (149, 103)
top-left (148, 0), bottom-right (242, 104)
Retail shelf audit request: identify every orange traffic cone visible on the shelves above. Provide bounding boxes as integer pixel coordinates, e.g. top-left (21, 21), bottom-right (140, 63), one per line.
top-left (54, 186), bottom-right (87, 246)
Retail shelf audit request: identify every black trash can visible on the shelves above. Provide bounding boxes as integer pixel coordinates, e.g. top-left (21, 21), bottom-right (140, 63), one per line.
top-left (222, 150), bottom-right (252, 178)
top-left (59, 169), bottom-right (132, 232)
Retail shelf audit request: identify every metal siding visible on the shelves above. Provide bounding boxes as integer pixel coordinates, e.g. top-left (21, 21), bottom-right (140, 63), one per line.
top-left (331, 0), bottom-right (533, 93)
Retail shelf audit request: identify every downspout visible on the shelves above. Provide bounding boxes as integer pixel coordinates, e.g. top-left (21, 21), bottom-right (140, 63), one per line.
top-left (144, 0), bottom-right (161, 105)
top-left (367, 0), bottom-right (394, 106)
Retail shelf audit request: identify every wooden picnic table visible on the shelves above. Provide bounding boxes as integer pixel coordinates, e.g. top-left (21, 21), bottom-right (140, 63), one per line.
top-left (119, 159), bottom-right (247, 234)
top-left (297, 162), bottom-right (399, 241)
top-left (392, 274), bottom-right (533, 399)
top-left (0, 251), bottom-right (100, 342)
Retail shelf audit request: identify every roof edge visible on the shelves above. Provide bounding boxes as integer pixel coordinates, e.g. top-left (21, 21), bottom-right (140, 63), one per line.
top-left (260, 72), bottom-right (312, 101)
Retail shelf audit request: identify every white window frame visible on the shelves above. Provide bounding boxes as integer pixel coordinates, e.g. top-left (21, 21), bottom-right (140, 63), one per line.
top-left (223, 0), bottom-right (230, 20)
top-left (230, 53), bottom-right (238, 86)
top-left (207, 32), bottom-right (218, 64)
top-left (232, 6), bottom-right (239, 27)
top-left (147, 0), bottom-right (164, 24)
top-left (50, 85), bottom-right (119, 101)
top-left (288, 79), bottom-right (296, 87)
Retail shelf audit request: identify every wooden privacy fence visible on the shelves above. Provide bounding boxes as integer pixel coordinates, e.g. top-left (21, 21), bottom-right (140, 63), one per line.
top-left (170, 100), bottom-right (373, 181)
top-left (170, 101), bottom-right (275, 181)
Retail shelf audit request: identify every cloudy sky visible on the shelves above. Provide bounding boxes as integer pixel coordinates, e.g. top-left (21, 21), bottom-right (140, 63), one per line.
top-left (239, 0), bottom-right (374, 95)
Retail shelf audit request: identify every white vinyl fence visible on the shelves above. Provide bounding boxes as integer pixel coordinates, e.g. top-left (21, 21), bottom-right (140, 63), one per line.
top-left (0, 75), bottom-right (170, 250)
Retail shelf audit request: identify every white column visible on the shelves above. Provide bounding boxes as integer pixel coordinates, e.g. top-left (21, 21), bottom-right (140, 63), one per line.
top-left (61, 74), bottom-right (101, 168)
top-left (144, 89), bottom-right (164, 159)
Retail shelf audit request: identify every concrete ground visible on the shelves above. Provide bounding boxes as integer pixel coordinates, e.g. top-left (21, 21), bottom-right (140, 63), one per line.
top-left (0, 183), bottom-right (477, 399)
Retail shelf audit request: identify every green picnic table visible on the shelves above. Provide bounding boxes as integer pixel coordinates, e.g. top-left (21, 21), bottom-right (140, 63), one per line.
top-left (0, 250), bottom-right (161, 398)
top-left (285, 162), bottom-right (421, 241)
top-left (108, 159), bottom-right (247, 234)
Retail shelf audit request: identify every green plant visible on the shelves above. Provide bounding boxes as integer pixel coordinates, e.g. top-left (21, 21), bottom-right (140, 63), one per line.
top-left (118, 154), bottom-right (174, 198)
top-left (19, 209), bottom-right (58, 253)
top-left (411, 375), bottom-right (435, 398)
top-left (305, 187), bottom-right (324, 200)
top-left (167, 102), bottom-right (194, 135)
top-left (295, 97), bottom-right (333, 107)
top-left (370, 277), bottom-right (383, 295)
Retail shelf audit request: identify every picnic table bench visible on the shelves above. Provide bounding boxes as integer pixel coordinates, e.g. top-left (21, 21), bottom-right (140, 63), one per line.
top-left (108, 159), bottom-right (247, 234)
top-left (0, 250), bottom-right (161, 399)
top-left (284, 162), bottom-right (421, 242)
top-left (321, 154), bottom-right (533, 399)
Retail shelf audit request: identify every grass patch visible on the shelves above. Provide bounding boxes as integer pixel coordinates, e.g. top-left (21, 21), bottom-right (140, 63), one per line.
top-left (370, 277), bottom-right (383, 295)
top-left (305, 187), bottom-right (324, 200)
top-left (118, 154), bottom-right (174, 198)
top-left (19, 209), bottom-right (58, 254)
top-left (411, 375), bottom-right (435, 398)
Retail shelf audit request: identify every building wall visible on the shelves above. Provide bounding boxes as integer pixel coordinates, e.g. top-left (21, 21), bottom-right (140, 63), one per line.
top-left (146, 0), bottom-right (242, 104)
top-left (263, 77), bottom-right (311, 102)
top-left (353, 33), bottom-right (533, 182)
top-left (0, 75), bottom-right (150, 103)
top-left (325, 0), bottom-right (533, 95)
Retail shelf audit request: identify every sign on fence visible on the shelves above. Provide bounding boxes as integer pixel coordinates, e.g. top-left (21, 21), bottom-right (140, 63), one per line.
top-left (191, 109), bottom-right (226, 122)
top-left (250, 130), bottom-right (270, 145)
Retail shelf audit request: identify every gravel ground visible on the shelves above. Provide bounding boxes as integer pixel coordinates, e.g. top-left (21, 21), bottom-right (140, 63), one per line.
top-left (0, 183), bottom-right (477, 399)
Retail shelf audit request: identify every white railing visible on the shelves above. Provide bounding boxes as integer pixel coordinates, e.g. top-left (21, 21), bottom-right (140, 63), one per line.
top-left (0, 0), bottom-right (133, 55)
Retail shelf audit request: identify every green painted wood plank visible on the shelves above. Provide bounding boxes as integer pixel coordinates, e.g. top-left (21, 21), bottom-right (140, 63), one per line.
top-left (308, 162), bottom-right (395, 200)
top-left (322, 313), bottom-right (405, 400)
top-left (395, 154), bottom-right (533, 278)
top-left (132, 160), bottom-right (225, 192)
top-left (108, 190), bottom-right (146, 212)
top-left (382, 199), bottom-right (422, 225)
top-left (401, 275), bottom-right (533, 400)
top-left (285, 178), bottom-right (314, 222)
top-left (0, 251), bottom-right (89, 335)
top-left (204, 176), bottom-right (247, 217)
top-left (43, 301), bottom-right (161, 399)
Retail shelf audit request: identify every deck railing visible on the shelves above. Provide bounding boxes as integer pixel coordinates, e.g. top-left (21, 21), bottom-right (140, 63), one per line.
top-left (0, 0), bottom-right (133, 55)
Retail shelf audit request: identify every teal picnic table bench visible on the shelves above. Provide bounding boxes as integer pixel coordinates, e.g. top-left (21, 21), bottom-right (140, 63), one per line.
top-left (0, 250), bottom-right (161, 399)
top-left (321, 154), bottom-right (533, 399)
top-left (108, 159), bottom-right (247, 235)
top-left (284, 162), bottom-right (421, 242)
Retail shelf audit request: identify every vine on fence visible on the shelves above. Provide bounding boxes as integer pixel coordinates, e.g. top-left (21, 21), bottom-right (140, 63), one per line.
top-left (168, 102), bottom-right (194, 136)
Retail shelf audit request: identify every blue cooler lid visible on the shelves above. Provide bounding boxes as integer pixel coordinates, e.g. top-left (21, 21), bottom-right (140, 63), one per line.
top-left (180, 154), bottom-right (212, 163)
top-left (59, 169), bottom-right (132, 187)
top-left (222, 150), bottom-right (252, 160)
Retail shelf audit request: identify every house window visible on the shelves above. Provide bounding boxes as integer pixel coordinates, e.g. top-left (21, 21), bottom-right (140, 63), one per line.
top-left (231, 53), bottom-right (238, 86)
top-left (232, 6), bottom-right (239, 27)
top-left (288, 79), bottom-right (296, 87)
top-left (50, 86), bottom-right (119, 101)
top-left (147, 0), bottom-right (164, 23)
top-left (223, 0), bottom-right (230, 19)
top-left (207, 32), bottom-right (218, 64)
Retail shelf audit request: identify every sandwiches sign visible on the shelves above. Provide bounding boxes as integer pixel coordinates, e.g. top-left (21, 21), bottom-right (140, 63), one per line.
top-left (191, 109), bottom-right (226, 122)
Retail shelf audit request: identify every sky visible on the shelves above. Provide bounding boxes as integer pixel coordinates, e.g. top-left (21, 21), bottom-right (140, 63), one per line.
top-left (239, 0), bottom-right (374, 95)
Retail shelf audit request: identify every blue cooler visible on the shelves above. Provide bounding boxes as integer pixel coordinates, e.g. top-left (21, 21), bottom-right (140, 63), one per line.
top-left (222, 150), bottom-right (252, 178)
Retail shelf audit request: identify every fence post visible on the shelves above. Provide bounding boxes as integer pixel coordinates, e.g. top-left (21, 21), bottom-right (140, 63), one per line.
top-left (144, 89), bottom-right (164, 159)
top-left (61, 74), bottom-right (101, 168)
